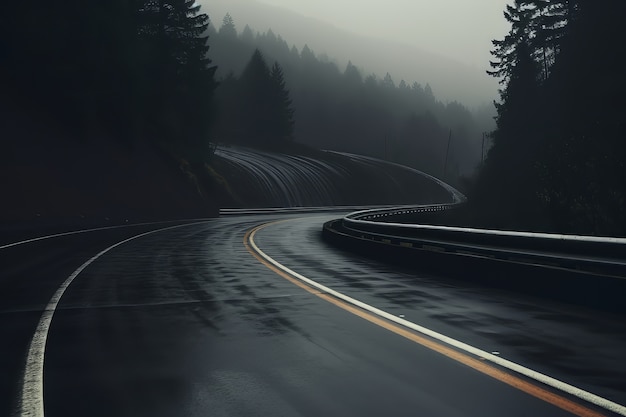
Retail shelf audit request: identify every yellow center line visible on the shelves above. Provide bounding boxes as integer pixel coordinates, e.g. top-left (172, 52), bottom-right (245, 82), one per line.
top-left (243, 221), bottom-right (608, 417)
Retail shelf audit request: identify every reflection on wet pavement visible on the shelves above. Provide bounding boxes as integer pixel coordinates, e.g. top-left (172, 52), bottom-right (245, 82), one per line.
top-left (29, 213), bottom-right (626, 416)
top-left (255, 215), bottom-right (626, 404)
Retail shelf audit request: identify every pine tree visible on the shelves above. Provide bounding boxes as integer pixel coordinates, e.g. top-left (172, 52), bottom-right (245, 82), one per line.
top-left (488, 0), bottom-right (577, 84)
top-left (525, 0), bottom-right (577, 80)
top-left (382, 73), bottom-right (395, 89)
top-left (239, 49), bottom-right (273, 144)
top-left (424, 84), bottom-right (435, 102)
top-left (269, 62), bottom-right (295, 145)
top-left (344, 61), bottom-right (363, 84)
top-left (289, 45), bottom-right (300, 60)
top-left (475, 24), bottom-right (545, 228)
top-left (138, 0), bottom-right (217, 158)
top-left (236, 50), bottom-right (294, 148)
top-left (487, 1), bottom-right (535, 84)
top-left (300, 45), bottom-right (316, 63)
top-left (219, 13), bottom-right (237, 38)
top-left (241, 24), bottom-right (254, 43)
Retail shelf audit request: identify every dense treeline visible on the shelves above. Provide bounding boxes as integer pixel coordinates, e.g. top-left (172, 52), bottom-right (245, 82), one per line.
top-left (0, 0), bottom-right (222, 222)
top-left (2, 0), bottom-right (217, 162)
top-left (208, 14), bottom-right (493, 180)
top-left (472, 0), bottom-right (626, 235)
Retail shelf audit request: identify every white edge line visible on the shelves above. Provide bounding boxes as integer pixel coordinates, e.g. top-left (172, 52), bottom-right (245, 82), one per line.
top-left (18, 221), bottom-right (209, 417)
top-left (0, 218), bottom-right (212, 251)
top-left (249, 225), bottom-right (626, 416)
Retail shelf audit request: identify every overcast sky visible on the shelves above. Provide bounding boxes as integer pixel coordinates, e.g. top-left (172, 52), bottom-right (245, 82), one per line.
top-left (256, 0), bottom-right (511, 70)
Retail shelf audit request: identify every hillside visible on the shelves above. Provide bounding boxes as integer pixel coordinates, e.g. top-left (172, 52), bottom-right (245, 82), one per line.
top-left (212, 146), bottom-right (455, 208)
top-left (205, 16), bottom-right (495, 181)
top-left (201, 0), bottom-right (497, 106)
top-left (1, 102), bottom-right (219, 233)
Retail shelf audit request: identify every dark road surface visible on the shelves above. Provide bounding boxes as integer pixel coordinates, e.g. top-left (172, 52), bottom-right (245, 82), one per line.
top-left (1, 214), bottom-right (625, 417)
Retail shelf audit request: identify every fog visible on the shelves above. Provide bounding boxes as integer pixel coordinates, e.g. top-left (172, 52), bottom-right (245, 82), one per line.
top-left (257, 0), bottom-right (510, 70)
top-left (4, 0), bottom-right (624, 236)
top-left (201, 0), bottom-right (509, 107)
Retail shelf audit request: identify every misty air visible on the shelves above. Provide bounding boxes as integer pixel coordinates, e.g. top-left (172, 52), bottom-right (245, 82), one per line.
top-left (1, 1), bottom-right (626, 416)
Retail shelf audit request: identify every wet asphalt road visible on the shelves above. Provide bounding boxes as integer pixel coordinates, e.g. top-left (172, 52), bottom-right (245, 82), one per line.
top-left (1, 214), bottom-right (625, 417)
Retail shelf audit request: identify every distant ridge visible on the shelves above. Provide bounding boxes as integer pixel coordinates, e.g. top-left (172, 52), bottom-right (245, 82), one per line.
top-left (201, 0), bottom-right (498, 106)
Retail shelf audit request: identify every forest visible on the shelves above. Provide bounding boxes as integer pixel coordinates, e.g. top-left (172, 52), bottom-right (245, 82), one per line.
top-left (1, 0), bottom-right (222, 223)
top-left (207, 13), bottom-right (491, 180)
top-left (2, 0), bottom-right (625, 235)
top-left (2, 0), bottom-right (217, 163)
top-left (470, 0), bottom-right (626, 236)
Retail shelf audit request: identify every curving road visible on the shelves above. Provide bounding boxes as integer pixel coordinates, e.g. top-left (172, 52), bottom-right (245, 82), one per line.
top-left (1, 213), bottom-right (625, 417)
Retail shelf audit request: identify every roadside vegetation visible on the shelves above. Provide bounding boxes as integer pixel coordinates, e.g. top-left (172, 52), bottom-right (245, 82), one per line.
top-left (469, 0), bottom-right (626, 236)
top-left (3, 1), bottom-right (624, 236)
top-left (209, 13), bottom-right (492, 183)
top-left (2, 0), bottom-right (221, 226)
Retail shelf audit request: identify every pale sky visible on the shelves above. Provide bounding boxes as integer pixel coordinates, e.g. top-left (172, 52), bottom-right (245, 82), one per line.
top-left (256, 0), bottom-right (511, 70)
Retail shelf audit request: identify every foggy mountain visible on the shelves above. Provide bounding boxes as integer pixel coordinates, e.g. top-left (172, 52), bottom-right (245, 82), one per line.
top-left (201, 0), bottom-right (499, 108)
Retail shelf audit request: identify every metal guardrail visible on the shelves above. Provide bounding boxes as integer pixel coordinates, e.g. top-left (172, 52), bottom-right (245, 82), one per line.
top-left (345, 203), bottom-right (456, 222)
top-left (219, 205), bottom-right (395, 216)
top-left (330, 204), bottom-right (626, 278)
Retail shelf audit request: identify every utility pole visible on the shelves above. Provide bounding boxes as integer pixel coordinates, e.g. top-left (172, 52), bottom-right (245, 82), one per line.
top-left (443, 129), bottom-right (452, 178)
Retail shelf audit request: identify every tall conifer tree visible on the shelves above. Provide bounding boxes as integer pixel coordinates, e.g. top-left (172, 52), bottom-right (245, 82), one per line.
top-left (269, 62), bottom-right (295, 145)
top-left (138, 0), bottom-right (217, 157)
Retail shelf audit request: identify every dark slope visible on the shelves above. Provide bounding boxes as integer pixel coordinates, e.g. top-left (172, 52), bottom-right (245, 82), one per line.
top-left (1, 102), bottom-right (219, 234)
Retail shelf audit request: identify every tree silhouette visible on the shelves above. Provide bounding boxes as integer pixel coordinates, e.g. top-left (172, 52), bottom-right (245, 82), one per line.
top-left (241, 24), bottom-right (254, 43)
top-left (208, 16), bottom-right (488, 178)
top-left (269, 62), bottom-right (295, 145)
top-left (219, 13), bottom-right (237, 38)
top-left (474, 40), bottom-right (543, 228)
top-left (474, 0), bottom-right (626, 235)
top-left (238, 49), bottom-right (273, 145)
top-left (232, 50), bottom-right (295, 148)
top-left (488, 0), bottom-right (577, 83)
top-left (487, 1), bottom-right (535, 83)
top-left (344, 61), bottom-right (363, 85)
top-left (300, 45), bottom-right (316, 64)
top-left (138, 0), bottom-right (217, 159)
top-left (382, 73), bottom-right (396, 89)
